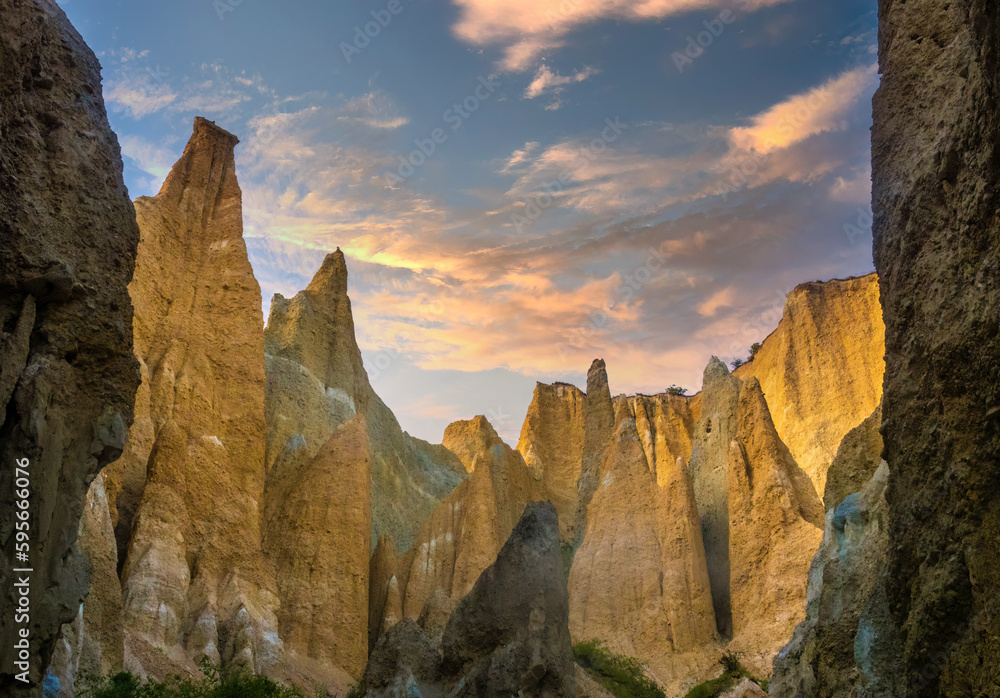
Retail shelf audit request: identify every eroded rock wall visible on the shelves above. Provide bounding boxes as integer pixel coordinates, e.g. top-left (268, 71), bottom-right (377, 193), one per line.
top-left (871, 0), bottom-right (1000, 693)
top-left (0, 1), bottom-right (140, 689)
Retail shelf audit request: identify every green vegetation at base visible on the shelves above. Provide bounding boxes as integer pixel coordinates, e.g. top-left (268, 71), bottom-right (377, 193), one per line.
top-left (682, 650), bottom-right (768, 698)
top-left (78, 659), bottom-right (324, 698)
top-left (573, 640), bottom-right (666, 698)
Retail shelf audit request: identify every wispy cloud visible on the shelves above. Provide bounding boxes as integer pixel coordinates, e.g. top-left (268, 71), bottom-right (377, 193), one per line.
top-left (524, 65), bottom-right (597, 100)
top-left (450, 0), bottom-right (794, 71)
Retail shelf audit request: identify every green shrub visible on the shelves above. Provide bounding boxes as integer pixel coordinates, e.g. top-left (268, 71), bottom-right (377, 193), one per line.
top-left (573, 640), bottom-right (665, 698)
top-left (77, 659), bottom-right (314, 698)
top-left (666, 385), bottom-right (688, 396)
top-left (681, 650), bottom-right (767, 698)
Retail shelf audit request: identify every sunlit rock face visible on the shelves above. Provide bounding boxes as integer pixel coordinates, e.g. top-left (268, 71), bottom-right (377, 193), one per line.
top-left (734, 273), bottom-right (884, 496)
top-left (517, 382), bottom-right (586, 543)
top-left (0, 1), bottom-right (140, 691)
top-left (726, 378), bottom-right (823, 676)
top-left (869, 0), bottom-right (1000, 693)
top-left (568, 397), bottom-right (718, 694)
top-left (106, 117), bottom-right (280, 679)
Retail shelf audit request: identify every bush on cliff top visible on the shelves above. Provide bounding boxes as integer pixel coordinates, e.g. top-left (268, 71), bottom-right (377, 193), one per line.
top-left (573, 640), bottom-right (666, 698)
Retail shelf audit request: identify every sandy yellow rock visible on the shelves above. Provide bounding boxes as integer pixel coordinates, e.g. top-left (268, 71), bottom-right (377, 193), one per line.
top-left (116, 117), bottom-right (280, 678)
top-left (727, 378), bottom-right (823, 675)
top-left (402, 417), bottom-right (536, 621)
top-left (569, 397), bottom-right (717, 692)
top-left (516, 382), bottom-right (586, 542)
top-left (734, 274), bottom-right (883, 495)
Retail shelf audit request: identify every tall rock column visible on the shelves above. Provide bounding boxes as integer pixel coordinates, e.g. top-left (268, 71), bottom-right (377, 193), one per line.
top-left (516, 382), bottom-right (586, 543)
top-left (115, 117), bottom-right (279, 677)
top-left (689, 357), bottom-right (742, 638)
top-left (262, 252), bottom-right (372, 678)
top-left (0, 1), bottom-right (140, 691)
top-left (872, 0), bottom-right (1000, 693)
top-left (727, 379), bottom-right (823, 674)
top-left (573, 359), bottom-right (615, 549)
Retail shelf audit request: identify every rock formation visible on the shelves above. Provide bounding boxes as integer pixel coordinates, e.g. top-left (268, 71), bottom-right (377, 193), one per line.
top-left (400, 417), bottom-right (536, 624)
top-left (573, 360), bottom-right (616, 549)
top-left (107, 117), bottom-right (280, 678)
top-left (265, 252), bottom-right (464, 556)
top-left (734, 274), bottom-right (884, 495)
top-left (689, 357), bottom-right (742, 638)
top-left (868, 0), bottom-right (1000, 693)
top-left (727, 379), bottom-right (823, 674)
top-left (0, 0), bottom-right (140, 690)
top-left (568, 397), bottom-right (717, 691)
top-left (47, 475), bottom-right (126, 696)
top-left (363, 502), bottom-right (575, 697)
top-left (516, 382), bottom-right (586, 542)
top-left (769, 407), bottom-right (889, 697)
top-left (627, 393), bottom-right (698, 487)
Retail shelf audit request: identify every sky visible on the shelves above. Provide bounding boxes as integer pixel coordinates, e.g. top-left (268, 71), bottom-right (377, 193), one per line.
top-left (60, 0), bottom-right (879, 445)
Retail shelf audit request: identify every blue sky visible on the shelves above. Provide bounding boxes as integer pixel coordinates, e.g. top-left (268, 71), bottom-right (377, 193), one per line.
top-left (61, 0), bottom-right (879, 444)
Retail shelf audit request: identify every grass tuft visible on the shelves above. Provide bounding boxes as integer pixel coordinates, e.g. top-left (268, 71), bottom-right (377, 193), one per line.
top-left (573, 640), bottom-right (666, 698)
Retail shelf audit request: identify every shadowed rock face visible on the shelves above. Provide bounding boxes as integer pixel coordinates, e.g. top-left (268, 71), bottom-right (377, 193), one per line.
top-left (770, 406), bottom-right (889, 698)
top-left (109, 117), bottom-right (281, 678)
top-left (871, 0), bottom-right (1000, 693)
top-left (0, 0), bottom-right (140, 691)
top-left (362, 502), bottom-right (575, 697)
top-left (573, 359), bottom-right (615, 549)
top-left (689, 357), bottom-right (742, 639)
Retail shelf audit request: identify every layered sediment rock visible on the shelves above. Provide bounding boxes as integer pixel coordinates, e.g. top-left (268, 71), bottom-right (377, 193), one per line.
top-left (573, 360), bottom-right (615, 549)
top-left (363, 502), bottom-right (575, 697)
top-left (734, 274), bottom-right (884, 495)
top-left (516, 382), bottom-right (586, 542)
top-left (0, 1), bottom-right (140, 690)
top-left (868, 0), bottom-right (1000, 693)
top-left (688, 358), bottom-right (742, 638)
top-left (727, 379), bottom-right (823, 674)
top-left (48, 476), bottom-right (126, 696)
top-left (264, 251), bottom-right (465, 557)
top-left (401, 417), bottom-right (536, 623)
top-left (109, 118), bottom-right (280, 677)
top-left (569, 397), bottom-right (717, 691)
top-left (769, 407), bottom-right (888, 697)
top-left (627, 393), bottom-right (698, 486)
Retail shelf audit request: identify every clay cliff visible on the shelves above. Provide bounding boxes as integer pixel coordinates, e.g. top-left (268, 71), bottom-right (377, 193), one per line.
top-left (265, 252), bottom-right (465, 557)
top-left (104, 118), bottom-right (281, 678)
top-left (734, 274), bottom-right (883, 495)
top-left (568, 396), bottom-right (717, 692)
top-left (867, 0), bottom-right (1000, 693)
top-left (726, 379), bottom-right (824, 674)
top-left (398, 416), bottom-right (536, 627)
top-left (517, 382), bottom-right (586, 542)
top-left (361, 502), bottom-right (576, 697)
top-left (0, 1), bottom-right (141, 692)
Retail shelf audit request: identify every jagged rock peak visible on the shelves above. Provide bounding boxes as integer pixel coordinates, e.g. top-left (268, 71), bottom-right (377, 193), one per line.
top-left (704, 355), bottom-right (732, 383)
top-left (587, 358), bottom-right (610, 392)
top-left (305, 248), bottom-right (349, 299)
top-left (156, 117), bottom-right (241, 216)
top-left (442, 415), bottom-right (503, 472)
